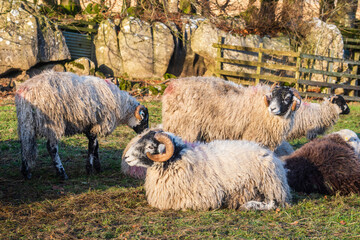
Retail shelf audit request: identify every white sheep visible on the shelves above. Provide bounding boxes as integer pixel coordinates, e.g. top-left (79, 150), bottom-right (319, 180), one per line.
top-left (122, 128), bottom-right (291, 211)
top-left (162, 77), bottom-right (301, 150)
top-left (286, 95), bottom-right (350, 141)
top-left (15, 71), bottom-right (149, 180)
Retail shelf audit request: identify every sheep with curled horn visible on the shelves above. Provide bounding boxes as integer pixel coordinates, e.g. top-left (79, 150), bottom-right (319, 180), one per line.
top-left (284, 133), bottom-right (360, 195)
top-left (122, 128), bottom-right (291, 211)
top-left (15, 71), bottom-right (149, 180)
top-left (161, 77), bottom-right (301, 151)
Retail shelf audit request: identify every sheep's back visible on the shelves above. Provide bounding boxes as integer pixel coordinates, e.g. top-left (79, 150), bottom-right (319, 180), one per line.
top-left (162, 78), bottom-right (293, 150)
top-left (15, 71), bottom-right (121, 139)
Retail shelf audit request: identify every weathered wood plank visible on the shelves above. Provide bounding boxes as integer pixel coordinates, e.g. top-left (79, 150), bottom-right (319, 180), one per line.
top-left (299, 91), bottom-right (360, 101)
top-left (217, 70), bottom-right (297, 83)
top-left (58, 25), bottom-right (98, 33)
top-left (300, 67), bottom-right (360, 79)
top-left (212, 43), bottom-right (300, 57)
top-left (301, 53), bottom-right (360, 65)
top-left (298, 79), bottom-right (360, 91)
top-left (215, 57), bottom-right (298, 72)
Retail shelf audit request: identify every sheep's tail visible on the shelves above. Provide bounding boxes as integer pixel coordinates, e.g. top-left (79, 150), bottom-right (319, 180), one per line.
top-left (242, 200), bottom-right (276, 211)
top-left (15, 94), bottom-right (37, 170)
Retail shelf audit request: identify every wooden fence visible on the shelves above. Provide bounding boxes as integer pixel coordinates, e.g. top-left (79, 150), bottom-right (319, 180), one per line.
top-left (213, 37), bottom-right (360, 102)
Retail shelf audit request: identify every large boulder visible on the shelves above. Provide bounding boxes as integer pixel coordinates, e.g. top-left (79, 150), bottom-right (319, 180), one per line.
top-left (0, 2), bottom-right (70, 76)
top-left (65, 57), bottom-right (96, 76)
top-left (167, 16), bottom-right (207, 77)
top-left (303, 18), bottom-right (345, 82)
top-left (118, 17), bottom-right (175, 79)
top-left (0, 5), bottom-right (38, 75)
top-left (38, 15), bottom-right (71, 62)
top-left (95, 19), bottom-right (123, 77)
top-left (191, 20), bottom-right (291, 76)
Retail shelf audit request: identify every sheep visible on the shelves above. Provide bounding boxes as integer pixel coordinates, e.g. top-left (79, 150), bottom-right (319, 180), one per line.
top-left (331, 129), bottom-right (360, 158)
top-left (162, 77), bottom-right (301, 151)
top-left (122, 128), bottom-right (291, 211)
top-left (286, 95), bottom-right (350, 141)
top-left (284, 134), bottom-right (360, 195)
top-left (15, 71), bottom-right (149, 180)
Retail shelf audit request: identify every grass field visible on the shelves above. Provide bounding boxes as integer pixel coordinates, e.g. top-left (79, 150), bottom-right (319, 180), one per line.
top-left (1, 97), bottom-right (360, 239)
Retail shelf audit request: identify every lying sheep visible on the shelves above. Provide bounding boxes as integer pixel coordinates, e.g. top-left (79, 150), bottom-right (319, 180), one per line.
top-left (286, 95), bottom-right (350, 141)
top-left (162, 77), bottom-right (301, 151)
top-left (284, 134), bottom-right (360, 195)
top-left (331, 129), bottom-right (360, 158)
top-left (122, 128), bottom-right (291, 211)
top-left (15, 71), bottom-right (149, 180)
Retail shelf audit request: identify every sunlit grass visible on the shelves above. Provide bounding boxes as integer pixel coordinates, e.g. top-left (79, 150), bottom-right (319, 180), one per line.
top-left (0, 99), bottom-right (360, 239)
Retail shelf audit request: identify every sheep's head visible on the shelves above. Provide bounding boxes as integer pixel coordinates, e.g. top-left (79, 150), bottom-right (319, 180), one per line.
top-left (122, 129), bottom-right (176, 168)
top-left (264, 83), bottom-right (302, 116)
top-left (131, 105), bottom-right (149, 134)
top-left (329, 95), bottom-right (350, 115)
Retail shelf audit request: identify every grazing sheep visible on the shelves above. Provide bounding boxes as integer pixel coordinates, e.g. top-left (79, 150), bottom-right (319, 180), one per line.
top-left (15, 71), bottom-right (149, 180)
top-left (284, 134), bottom-right (360, 195)
top-left (162, 77), bottom-right (301, 150)
top-left (122, 128), bottom-right (291, 211)
top-left (331, 129), bottom-right (360, 158)
top-left (286, 95), bottom-right (350, 141)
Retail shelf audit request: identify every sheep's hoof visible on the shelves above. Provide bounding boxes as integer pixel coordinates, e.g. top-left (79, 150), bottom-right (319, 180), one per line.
top-left (94, 162), bottom-right (102, 173)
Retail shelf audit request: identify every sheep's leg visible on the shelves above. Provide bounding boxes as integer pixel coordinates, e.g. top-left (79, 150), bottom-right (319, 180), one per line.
top-left (20, 134), bottom-right (37, 180)
top-left (46, 140), bottom-right (68, 180)
top-left (86, 134), bottom-right (101, 174)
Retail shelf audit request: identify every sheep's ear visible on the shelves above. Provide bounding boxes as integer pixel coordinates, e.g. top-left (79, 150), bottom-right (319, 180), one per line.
top-left (264, 95), bottom-right (271, 107)
top-left (329, 95), bottom-right (338, 103)
top-left (135, 105), bottom-right (148, 120)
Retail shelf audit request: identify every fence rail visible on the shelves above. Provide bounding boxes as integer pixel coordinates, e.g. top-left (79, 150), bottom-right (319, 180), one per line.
top-left (213, 37), bottom-right (360, 101)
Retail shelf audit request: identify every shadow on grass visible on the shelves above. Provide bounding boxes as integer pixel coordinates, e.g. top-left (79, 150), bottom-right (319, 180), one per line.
top-left (0, 139), bottom-right (144, 206)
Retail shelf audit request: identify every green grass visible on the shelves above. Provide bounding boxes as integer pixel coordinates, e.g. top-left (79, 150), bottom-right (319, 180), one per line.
top-left (1, 99), bottom-right (360, 239)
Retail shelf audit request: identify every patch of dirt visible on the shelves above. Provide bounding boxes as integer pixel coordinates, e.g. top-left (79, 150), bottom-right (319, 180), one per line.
top-left (0, 78), bottom-right (16, 104)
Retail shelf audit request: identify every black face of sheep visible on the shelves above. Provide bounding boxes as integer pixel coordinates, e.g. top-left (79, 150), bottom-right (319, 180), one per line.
top-left (132, 105), bottom-right (149, 134)
top-left (330, 95), bottom-right (350, 115)
top-left (123, 130), bottom-right (176, 168)
top-left (264, 85), bottom-right (301, 116)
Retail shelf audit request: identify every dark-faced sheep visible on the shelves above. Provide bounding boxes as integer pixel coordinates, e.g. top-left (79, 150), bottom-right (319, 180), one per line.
top-left (15, 71), bottom-right (149, 180)
top-left (162, 77), bottom-right (301, 151)
top-left (284, 134), bottom-right (360, 195)
top-left (122, 128), bottom-right (291, 211)
top-left (286, 95), bottom-right (350, 141)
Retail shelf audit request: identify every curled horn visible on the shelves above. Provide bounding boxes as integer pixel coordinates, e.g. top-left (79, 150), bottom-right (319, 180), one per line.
top-left (135, 105), bottom-right (146, 120)
top-left (264, 82), bottom-right (279, 107)
top-left (270, 82), bottom-right (280, 91)
top-left (291, 89), bottom-right (302, 111)
top-left (146, 132), bottom-right (175, 162)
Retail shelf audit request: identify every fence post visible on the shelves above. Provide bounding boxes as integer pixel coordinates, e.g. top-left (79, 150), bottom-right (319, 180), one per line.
top-left (327, 49), bottom-right (334, 94)
top-left (295, 47), bottom-right (301, 90)
top-left (350, 51), bottom-right (360, 97)
top-left (215, 36), bottom-right (223, 78)
top-left (255, 43), bottom-right (263, 85)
